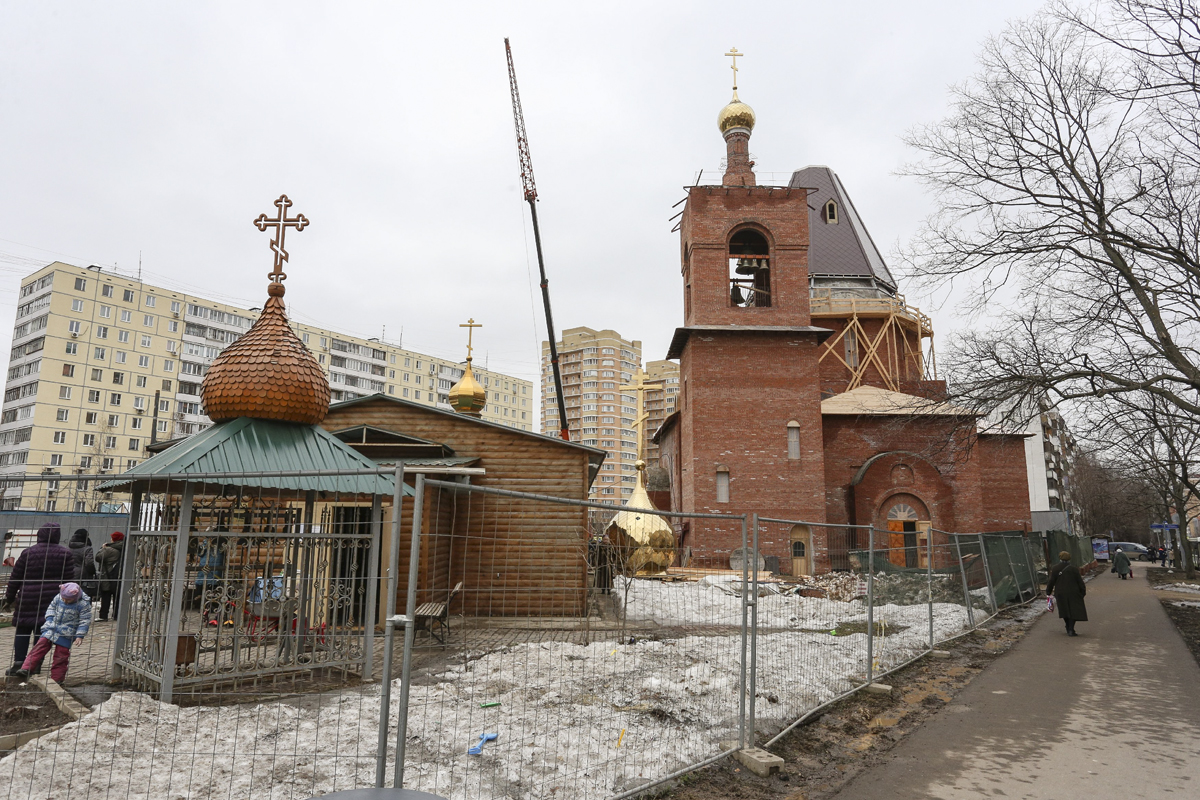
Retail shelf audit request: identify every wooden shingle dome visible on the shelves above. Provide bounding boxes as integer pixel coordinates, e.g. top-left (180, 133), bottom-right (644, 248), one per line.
top-left (201, 283), bottom-right (330, 424)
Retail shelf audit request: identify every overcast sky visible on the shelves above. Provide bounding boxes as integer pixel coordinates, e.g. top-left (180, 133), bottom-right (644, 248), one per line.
top-left (0, 0), bottom-right (1048, 410)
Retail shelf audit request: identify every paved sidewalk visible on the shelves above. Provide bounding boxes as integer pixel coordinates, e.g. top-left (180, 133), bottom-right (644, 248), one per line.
top-left (833, 567), bottom-right (1200, 799)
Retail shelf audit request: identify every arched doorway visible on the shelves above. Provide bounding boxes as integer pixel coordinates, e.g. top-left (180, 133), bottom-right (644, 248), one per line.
top-left (790, 524), bottom-right (811, 576)
top-left (885, 499), bottom-right (925, 568)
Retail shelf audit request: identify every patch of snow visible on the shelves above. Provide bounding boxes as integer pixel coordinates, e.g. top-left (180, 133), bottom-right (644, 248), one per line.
top-left (1153, 583), bottom-right (1200, 594)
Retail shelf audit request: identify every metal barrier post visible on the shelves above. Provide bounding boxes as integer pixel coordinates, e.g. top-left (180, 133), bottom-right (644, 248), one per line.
top-left (394, 472), bottom-right (424, 788)
top-left (362, 494), bottom-right (382, 678)
top-left (738, 515), bottom-right (749, 750)
top-left (376, 465), bottom-right (405, 788)
top-left (978, 533), bottom-right (997, 613)
top-left (159, 482), bottom-right (195, 704)
top-left (953, 534), bottom-right (975, 628)
top-left (110, 487), bottom-right (142, 681)
top-left (1022, 534), bottom-right (1039, 595)
top-left (866, 527), bottom-right (875, 684)
top-left (748, 513), bottom-right (760, 746)
top-left (927, 529), bottom-right (935, 649)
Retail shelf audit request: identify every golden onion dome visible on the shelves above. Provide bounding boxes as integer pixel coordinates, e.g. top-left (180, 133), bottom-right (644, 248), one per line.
top-left (448, 361), bottom-right (487, 417)
top-left (718, 91), bottom-right (755, 135)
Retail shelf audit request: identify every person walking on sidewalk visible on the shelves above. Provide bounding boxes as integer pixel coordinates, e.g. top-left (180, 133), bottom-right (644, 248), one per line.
top-left (95, 532), bottom-right (125, 622)
top-left (1113, 548), bottom-right (1133, 580)
top-left (1, 523), bottom-right (76, 675)
top-left (15, 582), bottom-right (92, 683)
top-left (1047, 551), bottom-right (1088, 636)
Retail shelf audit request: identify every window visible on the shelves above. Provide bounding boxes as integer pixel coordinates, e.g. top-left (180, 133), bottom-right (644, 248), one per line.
top-left (135, 375), bottom-right (147, 388)
top-left (95, 326), bottom-right (109, 340)
top-left (143, 294), bottom-right (154, 307)
top-left (90, 368), bottom-right (103, 381)
top-left (143, 315), bottom-right (155, 327)
top-left (170, 301), bottom-right (181, 313)
top-left (79, 456), bottom-right (92, 469)
top-left (163, 359), bottom-right (174, 372)
top-left (128, 438), bottom-right (140, 451)
top-left (824, 199), bottom-right (839, 224)
top-left (158, 399), bottom-right (170, 413)
top-left (112, 372), bottom-right (124, 385)
top-left (65, 342), bottom-right (77, 355)
top-left (117, 330), bottom-right (129, 343)
top-left (62, 364), bottom-right (75, 377)
top-left (109, 393), bottom-right (121, 406)
top-left (101, 457), bottom-right (114, 471)
top-left (68, 320), bottom-right (81, 335)
top-left (82, 434), bottom-right (96, 447)
top-left (156, 420), bottom-right (168, 433)
top-left (787, 421), bottom-right (801, 460)
top-left (71, 299), bottom-right (85, 313)
top-left (74, 277), bottom-right (86, 291)
top-left (99, 305), bottom-right (111, 319)
top-left (115, 351), bottom-right (127, 364)
top-left (141, 335), bottom-right (152, 348)
top-left (168, 320), bottom-right (178, 333)
top-left (728, 228), bottom-right (771, 308)
top-left (85, 412), bottom-right (97, 424)
top-left (102, 284), bottom-right (114, 298)
top-left (103, 436), bottom-right (117, 449)
top-left (134, 396), bottom-right (146, 410)
top-left (716, 466), bottom-right (730, 503)
top-left (94, 347), bottom-right (106, 360)
top-left (179, 401), bottom-right (199, 415)
top-left (302, 333), bottom-right (310, 343)
top-left (138, 355), bottom-right (150, 368)
top-left (56, 409), bottom-right (69, 422)
top-left (50, 455), bottom-right (63, 467)
top-left (53, 431), bottom-right (66, 444)
top-left (162, 380), bottom-right (172, 391)
top-left (87, 389), bottom-right (100, 403)
top-left (845, 329), bottom-right (859, 370)
top-left (120, 310), bottom-right (131, 323)
top-left (59, 386), bottom-right (72, 400)
top-left (108, 414), bottom-right (119, 426)
top-left (131, 417), bottom-right (143, 430)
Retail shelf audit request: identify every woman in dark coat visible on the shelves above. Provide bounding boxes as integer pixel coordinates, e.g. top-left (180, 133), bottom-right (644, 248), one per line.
top-left (1112, 548), bottom-right (1132, 580)
top-left (67, 528), bottom-right (97, 592)
top-left (1047, 550), bottom-right (1087, 636)
top-left (2, 523), bottom-right (76, 674)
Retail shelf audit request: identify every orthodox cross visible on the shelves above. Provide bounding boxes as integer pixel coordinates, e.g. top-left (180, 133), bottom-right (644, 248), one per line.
top-left (620, 368), bottom-right (664, 462)
top-left (725, 47), bottom-right (744, 91)
top-left (460, 318), bottom-right (483, 362)
top-left (254, 194), bottom-right (310, 284)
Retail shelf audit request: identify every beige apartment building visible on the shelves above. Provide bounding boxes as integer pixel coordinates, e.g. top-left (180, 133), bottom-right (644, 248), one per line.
top-left (541, 327), bottom-right (674, 504)
top-left (0, 261), bottom-right (532, 511)
top-left (642, 359), bottom-right (680, 465)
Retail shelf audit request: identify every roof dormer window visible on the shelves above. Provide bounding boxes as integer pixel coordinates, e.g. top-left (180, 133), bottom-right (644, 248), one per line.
top-left (824, 200), bottom-right (839, 224)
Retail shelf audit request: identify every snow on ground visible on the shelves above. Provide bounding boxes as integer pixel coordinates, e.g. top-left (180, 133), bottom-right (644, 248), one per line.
top-left (1153, 583), bottom-right (1200, 594)
top-left (1172, 600), bottom-right (1200, 609)
top-left (1, 581), bottom-right (976, 800)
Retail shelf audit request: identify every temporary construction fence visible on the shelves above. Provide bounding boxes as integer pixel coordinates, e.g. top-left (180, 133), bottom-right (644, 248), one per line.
top-left (0, 469), bottom-right (1088, 800)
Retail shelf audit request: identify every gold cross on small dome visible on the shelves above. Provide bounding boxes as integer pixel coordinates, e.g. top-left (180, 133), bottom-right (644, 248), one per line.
top-left (725, 47), bottom-right (744, 91)
top-left (459, 318), bottom-right (483, 361)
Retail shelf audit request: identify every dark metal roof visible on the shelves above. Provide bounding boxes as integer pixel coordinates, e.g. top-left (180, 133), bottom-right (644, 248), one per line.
top-left (788, 166), bottom-right (896, 289)
top-left (666, 325), bottom-right (833, 360)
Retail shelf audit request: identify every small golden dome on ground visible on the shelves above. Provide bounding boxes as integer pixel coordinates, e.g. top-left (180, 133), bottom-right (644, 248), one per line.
top-left (718, 91), bottom-right (756, 134)
top-left (449, 361), bottom-right (487, 417)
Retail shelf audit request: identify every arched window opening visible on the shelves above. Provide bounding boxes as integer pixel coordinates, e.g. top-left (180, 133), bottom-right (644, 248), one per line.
top-left (729, 229), bottom-right (771, 308)
top-left (845, 328), bottom-right (859, 370)
top-left (824, 200), bottom-right (839, 224)
top-left (787, 420), bottom-right (801, 460)
top-left (716, 465), bottom-right (730, 503)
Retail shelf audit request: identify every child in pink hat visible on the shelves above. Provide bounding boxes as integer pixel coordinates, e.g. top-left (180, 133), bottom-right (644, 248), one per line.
top-left (16, 582), bottom-right (92, 683)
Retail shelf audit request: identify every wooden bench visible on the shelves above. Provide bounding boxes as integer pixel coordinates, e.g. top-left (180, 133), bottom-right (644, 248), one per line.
top-left (413, 582), bottom-right (462, 645)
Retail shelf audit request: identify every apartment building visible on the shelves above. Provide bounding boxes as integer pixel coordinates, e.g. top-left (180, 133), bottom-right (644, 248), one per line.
top-left (642, 359), bottom-right (680, 465)
top-left (541, 327), bottom-right (643, 504)
top-left (1023, 399), bottom-right (1080, 532)
top-left (0, 261), bottom-right (532, 511)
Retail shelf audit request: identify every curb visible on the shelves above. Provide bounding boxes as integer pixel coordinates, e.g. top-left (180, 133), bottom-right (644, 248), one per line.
top-left (29, 675), bottom-right (89, 721)
top-left (0, 725), bottom-right (61, 752)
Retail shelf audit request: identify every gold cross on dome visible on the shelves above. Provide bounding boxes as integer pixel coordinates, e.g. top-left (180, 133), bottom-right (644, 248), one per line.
top-left (254, 194), bottom-right (310, 284)
top-left (725, 48), bottom-right (744, 91)
top-left (460, 318), bottom-right (483, 361)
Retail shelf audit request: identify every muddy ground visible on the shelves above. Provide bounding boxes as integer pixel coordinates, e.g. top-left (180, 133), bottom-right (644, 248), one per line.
top-left (657, 604), bottom-right (1045, 800)
top-left (0, 680), bottom-right (69, 742)
top-left (1145, 565), bottom-right (1200, 667)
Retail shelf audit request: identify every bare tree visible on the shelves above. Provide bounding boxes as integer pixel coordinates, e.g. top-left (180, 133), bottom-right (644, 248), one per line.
top-left (1070, 448), bottom-right (1158, 540)
top-left (902, 1), bottom-right (1200, 422)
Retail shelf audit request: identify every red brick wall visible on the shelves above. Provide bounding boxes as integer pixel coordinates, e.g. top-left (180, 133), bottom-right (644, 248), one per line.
top-left (975, 434), bottom-right (1033, 531)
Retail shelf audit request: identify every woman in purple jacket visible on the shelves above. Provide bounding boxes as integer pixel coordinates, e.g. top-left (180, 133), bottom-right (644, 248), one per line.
top-left (2, 523), bottom-right (76, 675)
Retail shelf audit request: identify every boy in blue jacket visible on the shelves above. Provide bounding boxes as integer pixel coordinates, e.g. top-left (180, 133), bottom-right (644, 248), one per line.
top-left (16, 582), bottom-right (91, 683)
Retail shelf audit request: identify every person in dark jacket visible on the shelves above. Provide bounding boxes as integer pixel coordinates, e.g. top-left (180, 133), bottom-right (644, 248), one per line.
top-left (1047, 550), bottom-right (1088, 636)
top-left (1113, 548), bottom-right (1132, 580)
top-left (2, 523), bottom-right (76, 674)
top-left (67, 528), bottom-right (97, 595)
top-left (95, 532), bottom-right (125, 622)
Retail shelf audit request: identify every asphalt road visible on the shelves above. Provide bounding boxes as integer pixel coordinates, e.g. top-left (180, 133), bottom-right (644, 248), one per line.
top-left (833, 566), bottom-right (1200, 799)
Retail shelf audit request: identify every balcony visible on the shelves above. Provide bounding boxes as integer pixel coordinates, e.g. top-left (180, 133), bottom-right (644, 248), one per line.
top-left (809, 289), bottom-right (933, 333)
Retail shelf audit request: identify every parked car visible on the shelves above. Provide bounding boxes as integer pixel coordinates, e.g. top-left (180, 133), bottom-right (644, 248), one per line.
top-left (1110, 542), bottom-right (1152, 561)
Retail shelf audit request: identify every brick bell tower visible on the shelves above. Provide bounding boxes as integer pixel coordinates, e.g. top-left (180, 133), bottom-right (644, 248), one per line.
top-left (666, 52), bottom-right (831, 566)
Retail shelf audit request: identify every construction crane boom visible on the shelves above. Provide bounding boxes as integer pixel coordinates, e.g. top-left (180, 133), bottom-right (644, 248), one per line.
top-left (505, 38), bottom-right (570, 441)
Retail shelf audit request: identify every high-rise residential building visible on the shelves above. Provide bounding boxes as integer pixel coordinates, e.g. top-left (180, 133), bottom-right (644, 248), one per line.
top-left (541, 327), bottom-right (641, 504)
top-left (642, 359), bottom-right (679, 464)
top-left (0, 261), bottom-right (533, 511)
top-left (1025, 400), bottom-right (1080, 532)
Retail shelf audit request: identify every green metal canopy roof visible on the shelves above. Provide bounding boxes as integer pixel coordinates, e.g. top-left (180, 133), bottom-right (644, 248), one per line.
top-left (101, 417), bottom-right (395, 495)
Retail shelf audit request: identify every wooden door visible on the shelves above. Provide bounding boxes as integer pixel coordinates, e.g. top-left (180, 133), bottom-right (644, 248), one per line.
top-left (790, 524), bottom-right (810, 576)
